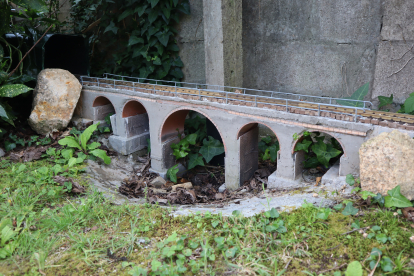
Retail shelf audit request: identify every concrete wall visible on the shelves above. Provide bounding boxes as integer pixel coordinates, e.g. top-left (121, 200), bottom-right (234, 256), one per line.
top-left (176, 0), bottom-right (206, 84)
top-left (241, 0), bottom-right (381, 99)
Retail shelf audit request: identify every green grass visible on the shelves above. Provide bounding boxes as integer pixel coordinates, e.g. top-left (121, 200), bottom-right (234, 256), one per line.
top-left (0, 158), bottom-right (414, 276)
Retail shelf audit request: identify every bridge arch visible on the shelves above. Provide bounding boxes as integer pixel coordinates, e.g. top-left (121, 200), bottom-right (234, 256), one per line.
top-left (292, 130), bottom-right (345, 180)
top-left (92, 96), bottom-right (116, 121)
top-left (160, 107), bottom-right (226, 151)
top-left (159, 107), bottom-right (227, 183)
top-left (122, 100), bottom-right (148, 118)
top-left (236, 122), bottom-right (281, 185)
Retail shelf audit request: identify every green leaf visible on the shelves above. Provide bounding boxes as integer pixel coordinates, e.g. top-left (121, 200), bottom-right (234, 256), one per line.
top-left (184, 133), bottom-right (197, 145)
top-left (128, 36), bottom-right (144, 46)
top-left (135, 4), bottom-right (148, 16)
top-left (295, 139), bottom-right (312, 152)
top-left (89, 149), bottom-right (111, 165)
top-left (104, 21), bottom-right (118, 35)
top-left (148, 9), bottom-right (159, 24)
top-left (0, 103), bottom-right (8, 120)
top-left (384, 185), bottom-right (413, 208)
top-left (378, 94), bottom-right (393, 108)
top-left (176, 2), bottom-right (190, 14)
top-left (80, 123), bottom-right (99, 151)
top-left (156, 31), bottom-right (170, 47)
top-left (76, 152), bottom-right (87, 164)
top-left (118, 9), bottom-right (133, 22)
top-left (225, 247), bottom-right (238, 258)
top-left (404, 94), bottom-right (414, 114)
top-left (345, 261), bottom-right (362, 276)
top-left (170, 67), bottom-right (183, 79)
top-left (199, 136), bottom-right (225, 163)
top-left (67, 157), bottom-right (77, 167)
top-left (187, 153), bottom-right (204, 170)
top-left (346, 174), bottom-right (355, 186)
top-left (337, 82), bottom-right (369, 107)
top-left (303, 157), bottom-right (320, 168)
top-left (376, 233), bottom-right (388, 244)
top-left (173, 0), bottom-right (179, 7)
top-left (361, 190), bottom-right (376, 200)
top-left (268, 144), bottom-right (279, 162)
top-left (333, 203), bottom-right (343, 211)
top-left (1, 225), bottom-right (16, 246)
top-left (342, 203), bottom-right (358, 216)
top-left (264, 208), bottom-right (280, 218)
top-left (167, 164), bottom-right (179, 183)
top-left (162, 6), bottom-right (170, 19)
top-left (150, 0), bottom-right (160, 8)
top-left (87, 142), bottom-right (101, 150)
top-left (61, 149), bottom-right (73, 160)
top-left (0, 84), bottom-right (32, 97)
top-left (151, 260), bottom-right (161, 271)
top-left (58, 136), bottom-right (82, 151)
top-left (311, 139), bottom-right (342, 168)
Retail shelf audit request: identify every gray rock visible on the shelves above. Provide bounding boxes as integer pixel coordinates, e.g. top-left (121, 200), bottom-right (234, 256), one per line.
top-left (28, 69), bottom-right (82, 134)
top-left (0, 148), bottom-right (5, 158)
top-left (150, 176), bottom-right (167, 188)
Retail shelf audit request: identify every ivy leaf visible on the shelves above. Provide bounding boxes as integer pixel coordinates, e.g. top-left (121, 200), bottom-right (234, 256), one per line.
top-left (176, 2), bottom-right (190, 14)
top-left (184, 133), bottom-right (197, 145)
top-left (128, 36), bottom-right (144, 46)
top-left (167, 164), bottom-right (179, 183)
top-left (173, 0), bottom-right (179, 7)
top-left (378, 94), bottom-right (393, 108)
top-left (342, 203), bottom-right (358, 216)
top-left (132, 45), bottom-right (146, 58)
top-left (311, 139), bottom-right (342, 168)
top-left (153, 56), bottom-right (162, 65)
top-left (162, 6), bottom-right (170, 19)
top-left (346, 174), bottom-right (355, 186)
top-left (170, 67), bottom-right (183, 79)
top-left (337, 82), bottom-right (369, 107)
top-left (199, 136), bottom-right (225, 163)
top-left (268, 144), bottom-right (279, 162)
top-left (149, 0), bottom-right (160, 8)
top-left (156, 31), bottom-right (170, 47)
top-left (12, 0), bottom-right (48, 12)
top-left (118, 9), bottom-right (133, 22)
top-left (376, 233), bottom-right (388, 244)
top-left (384, 185), bottom-right (413, 208)
top-left (134, 4), bottom-right (148, 16)
top-left (171, 56), bottom-right (183, 67)
top-left (0, 84), bottom-right (32, 97)
top-left (187, 153), bottom-right (204, 170)
top-left (403, 93), bottom-right (414, 114)
top-left (295, 139), bottom-right (312, 152)
top-left (303, 156), bottom-right (320, 168)
top-left (148, 9), bottom-right (159, 24)
top-left (104, 21), bottom-right (118, 34)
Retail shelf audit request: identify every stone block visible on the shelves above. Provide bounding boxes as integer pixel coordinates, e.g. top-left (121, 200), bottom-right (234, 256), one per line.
top-left (379, 120), bottom-right (388, 127)
top-left (360, 130), bottom-right (414, 200)
top-left (109, 132), bottom-right (149, 155)
top-left (124, 113), bottom-right (149, 138)
top-left (371, 118), bottom-right (379, 125)
top-left (372, 41), bottom-right (414, 104)
top-left (93, 104), bottom-right (115, 121)
top-left (381, 0), bottom-right (414, 41)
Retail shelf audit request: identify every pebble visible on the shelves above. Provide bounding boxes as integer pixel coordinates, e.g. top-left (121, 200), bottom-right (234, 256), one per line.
top-left (218, 184), bottom-right (226, 193)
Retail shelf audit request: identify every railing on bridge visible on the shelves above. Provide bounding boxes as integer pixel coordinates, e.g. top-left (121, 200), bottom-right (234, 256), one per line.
top-left (80, 73), bottom-right (373, 123)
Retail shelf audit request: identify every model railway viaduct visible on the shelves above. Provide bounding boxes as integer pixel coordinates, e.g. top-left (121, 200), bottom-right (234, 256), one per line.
top-left (74, 74), bottom-right (414, 190)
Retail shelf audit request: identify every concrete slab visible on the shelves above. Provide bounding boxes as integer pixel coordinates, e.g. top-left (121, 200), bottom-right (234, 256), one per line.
top-left (109, 132), bottom-right (149, 155)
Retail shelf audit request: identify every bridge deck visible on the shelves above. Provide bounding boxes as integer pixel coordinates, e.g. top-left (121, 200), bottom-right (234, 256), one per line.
top-left (80, 74), bottom-right (414, 130)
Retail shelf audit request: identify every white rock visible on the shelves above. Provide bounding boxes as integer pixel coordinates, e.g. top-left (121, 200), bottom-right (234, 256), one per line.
top-left (218, 184), bottom-right (226, 193)
top-left (0, 148), bottom-right (4, 158)
top-left (28, 69), bottom-right (82, 134)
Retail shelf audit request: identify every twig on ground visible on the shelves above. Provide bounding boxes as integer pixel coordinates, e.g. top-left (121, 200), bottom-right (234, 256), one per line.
top-left (318, 263), bottom-right (347, 274)
top-left (340, 226), bottom-right (371, 235)
top-left (368, 254), bottom-right (381, 276)
top-left (284, 260), bottom-right (291, 270)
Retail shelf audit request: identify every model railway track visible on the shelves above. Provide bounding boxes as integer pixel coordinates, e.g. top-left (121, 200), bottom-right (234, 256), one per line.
top-left (81, 77), bottom-right (414, 129)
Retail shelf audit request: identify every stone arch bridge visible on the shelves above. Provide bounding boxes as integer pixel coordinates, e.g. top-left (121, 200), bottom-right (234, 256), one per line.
top-left (74, 74), bottom-right (414, 190)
